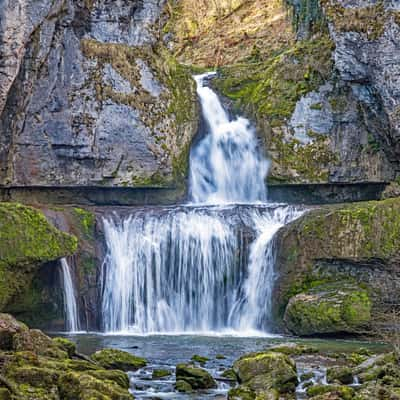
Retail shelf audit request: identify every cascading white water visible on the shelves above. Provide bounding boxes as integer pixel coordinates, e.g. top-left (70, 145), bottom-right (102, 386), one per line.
top-left (60, 258), bottom-right (79, 332)
top-left (100, 72), bottom-right (303, 334)
top-left (189, 73), bottom-right (269, 204)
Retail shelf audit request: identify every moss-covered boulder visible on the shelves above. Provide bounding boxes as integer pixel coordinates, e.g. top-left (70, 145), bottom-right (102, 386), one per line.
top-left (306, 384), bottom-right (354, 400)
top-left (0, 313), bottom-right (28, 350)
top-left (326, 366), bottom-right (353, 385)
top-left (152, 369), bottom-right (171, 379)
top-left (175, 363), bottom-right (216, 390)
top-left (233, 351), bottom-right (297, 395)
top-left (0, 316), bottom-right (134, 399)
top-left (284, 283), bottom-right (371, 336)
top-left (273, 198), bottom-right (400, 333)
top-left (227, 386), bottom-right (256, 400)
top-left (0, 203), bottom-right (77, 311)
top-left (91, 348), bottom-right (146, 371)
top-left (175, 379), bottom-right (193, 392)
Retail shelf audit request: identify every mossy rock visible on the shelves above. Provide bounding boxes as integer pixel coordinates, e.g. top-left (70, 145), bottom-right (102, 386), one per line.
top-left (0, 313), bottom-right (28, 350)
top-left (91, 348), bottom-right (146, 371)
top-left (233, 351), bottom-right (297, 394)
top-left (13, 329), bottom-right (67, 359)
top-left (152, 369), bottom-right (171, 379)
top-left (175, 379), bottom-right (193, 393)
top-left (58, 371), bottom-right (134, 400)
top-left (307, 384), bottom-right (354, 400)
top-left (221, 368), bottom-right (237, 381)
top-left (268, 342), bottom-right (319, 356)
top-left (228, 386), bottom-right (256, 400)
top-left (175, 363), bottom-right (217, 389)
top-left (52, 337), bottom-right (76, 358)
top-left (283, 282), bottom-right (371, 336)
top-left (86, 369), bottom-right (130, 389)
top-left (327, 366), bottom-right (353, 385)
top-left (191, 354), bottom-right (209, 365)
top-left (0, 388), bottom-right (11, 400)
top-left (0, 203), bottom-right (77, 310)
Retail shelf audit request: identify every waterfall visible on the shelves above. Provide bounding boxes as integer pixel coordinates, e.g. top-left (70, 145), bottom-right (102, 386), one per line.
top-left (60, 258), bottom-right (79, 332)
top-left (189, 73), bottom-right (269, 204)
top-left (100, 72), bottom-right (303, 334)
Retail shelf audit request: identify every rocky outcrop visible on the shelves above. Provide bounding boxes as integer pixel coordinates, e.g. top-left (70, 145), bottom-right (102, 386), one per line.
top-left (0, 0), bottom-right (197, 189)
top-left (0, 314), bottom-right (135, 399)
top-left (230, 350), bottom-right (298, 399)
top-left (175, 363), bottom-right (217, 390)
top-left (283, 282), bottom-right (371, 335)
top-left (273, 197), bottom-right (400, 334)
top-left (0, 202), bottom-right (77, 312)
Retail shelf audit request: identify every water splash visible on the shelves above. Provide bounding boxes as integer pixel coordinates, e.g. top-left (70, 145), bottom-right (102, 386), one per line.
top-left (60, 258), bottom-right (79, 332)
top-left (189, 73), bottom-right (269, 205)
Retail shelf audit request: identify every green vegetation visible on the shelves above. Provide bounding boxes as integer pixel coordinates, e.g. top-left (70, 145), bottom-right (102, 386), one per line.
top-left (284, 283), bottom-right (371, 335)
top-left (0, 203), bottom-right (77, 311)
top-left (91, 349), bottom-right (147, 371)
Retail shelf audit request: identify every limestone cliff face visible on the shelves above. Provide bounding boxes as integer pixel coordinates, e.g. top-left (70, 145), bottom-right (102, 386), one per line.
top-left (0, 0), bottom-right (197, 187)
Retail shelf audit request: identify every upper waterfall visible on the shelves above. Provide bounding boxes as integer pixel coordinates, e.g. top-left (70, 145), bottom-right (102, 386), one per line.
top-left (189, 73), bottom-right (270, 205)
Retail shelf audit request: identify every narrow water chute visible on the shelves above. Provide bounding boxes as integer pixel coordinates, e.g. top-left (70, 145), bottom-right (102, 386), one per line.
top-left (60, 258), bottom-right (79, 332)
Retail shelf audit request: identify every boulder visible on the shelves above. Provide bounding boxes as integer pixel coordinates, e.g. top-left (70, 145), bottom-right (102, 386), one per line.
top-left (91, 348), bottom-right (146, 371)
top-left (175, 379), bottom-right (193, 392)
top-left (233, 351), bottom-right (297, 394)
top-left (0, 314), bottom-right (27, 350)
top-left (175, 363), bottom-right (217, 389)
top-left (307, 384), bottom-right (354, 400)
top-left (152, 369), bottom-right (171, 379)
top-left (283, 283), bottom-right (371, 336)
top-left (326, 366), bottom-right (353, 385)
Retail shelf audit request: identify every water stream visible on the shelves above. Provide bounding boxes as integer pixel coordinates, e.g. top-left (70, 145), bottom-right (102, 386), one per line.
top-left (60, 258), bottom-right (79, 332)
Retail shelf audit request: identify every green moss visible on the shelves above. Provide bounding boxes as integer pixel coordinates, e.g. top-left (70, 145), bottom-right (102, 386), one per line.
top-left (284, 282), bottom-right (371, 335)
top-left (214, 35), bottom-right (333, 125)
top-left (91, 349), bottom-right (146, 371)
top-left (72, 208), bottom-right (95, 239)
top-left (307, 384), bottom-right (354, 400)
top-left (152, 369), bottom-right (171, 379)
top-left (191, 354), bottom-right (209, 365)
top-left (0, 203), bottom-right (77, 310)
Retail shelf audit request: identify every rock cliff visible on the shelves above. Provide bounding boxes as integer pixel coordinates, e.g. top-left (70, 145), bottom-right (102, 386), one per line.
top-left (0, 0), bottom-right (197, 188)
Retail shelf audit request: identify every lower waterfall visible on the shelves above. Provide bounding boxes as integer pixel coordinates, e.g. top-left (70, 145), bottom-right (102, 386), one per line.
top-left (100, 205), bottom-right (302, 334)
top-left (100, 72), bottom-right (303, 335)
top-left (60, 258), bottom-right (79, 332)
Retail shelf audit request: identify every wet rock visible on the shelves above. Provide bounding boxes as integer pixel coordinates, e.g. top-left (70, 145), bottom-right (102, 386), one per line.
top-left (221, 368), bottom-right (237, 381)
top-left (326, 366), bottom-right (353, 385)
top-left (191, 354), bottom-right (210, 365)
top-left (175, 363), bottom-right (217, 389)
top-left (152, 369), bottom-right (171, 379)
top-left (91, 348), bottom-right (147, 371)
top-left (175, 379), bottom-right (193, 393)
top-left (284, 283), bottom-right (371, 336)
top-left (233, 351), bottom-right (297, 394)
